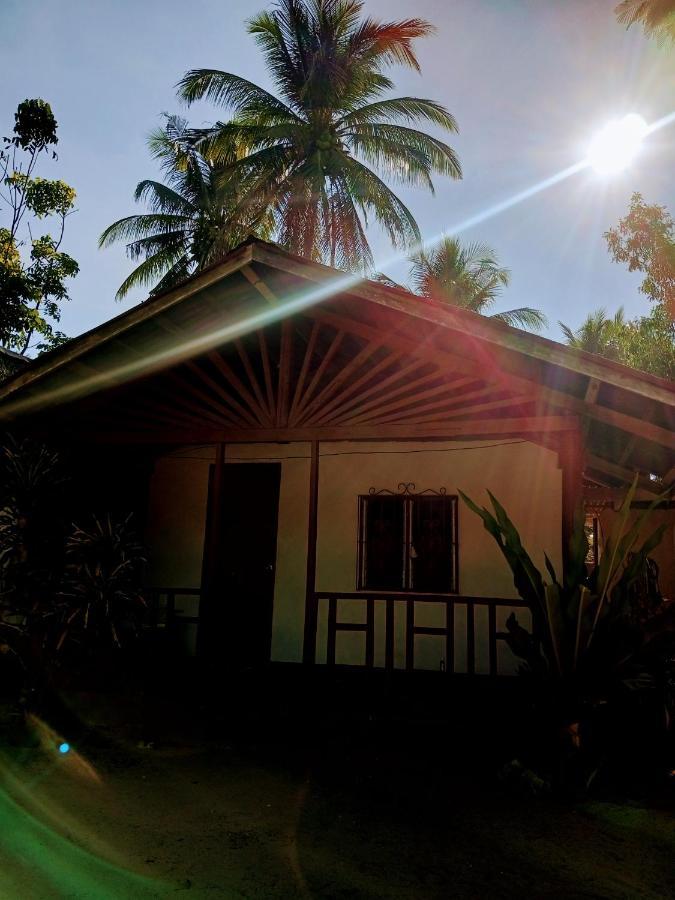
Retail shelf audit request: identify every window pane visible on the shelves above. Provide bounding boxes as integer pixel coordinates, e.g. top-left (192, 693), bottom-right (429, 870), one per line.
top-left (363, 496), bottom-right (405, 590)
top-left (410, 496), bottom-right (455, 593)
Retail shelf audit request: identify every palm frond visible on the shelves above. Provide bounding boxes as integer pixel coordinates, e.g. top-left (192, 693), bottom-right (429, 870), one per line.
top-left (491, 307), bottom-right (548, 330)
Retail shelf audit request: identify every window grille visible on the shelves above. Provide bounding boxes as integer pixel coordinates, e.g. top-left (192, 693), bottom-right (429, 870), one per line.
top-left (357, 484), bottom-right (458, 593)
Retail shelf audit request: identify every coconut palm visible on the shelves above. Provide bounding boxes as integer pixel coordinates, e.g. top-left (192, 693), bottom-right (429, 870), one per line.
top-left (409, 237), bottom-right (547, 330)
top-left (177, 0), bottom-right (461, 272)
top-left (99, 116), bottom-right (273, 299)
top-left (559, 308), bottom-right (627, 357)
top-left (615, 0), bottom-right (675, 42)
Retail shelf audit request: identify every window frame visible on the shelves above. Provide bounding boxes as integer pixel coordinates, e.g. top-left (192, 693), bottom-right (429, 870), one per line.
top-left (356, 488), bottom-right (459, 594)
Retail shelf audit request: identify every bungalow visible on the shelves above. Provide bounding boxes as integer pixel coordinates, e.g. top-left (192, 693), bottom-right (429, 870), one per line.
top-left (0, 239), bottom-right (673, 676)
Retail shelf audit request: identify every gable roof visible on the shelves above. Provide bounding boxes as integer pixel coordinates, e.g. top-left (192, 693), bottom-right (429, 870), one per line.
top-left (0, 237), bottom-right (673, 489)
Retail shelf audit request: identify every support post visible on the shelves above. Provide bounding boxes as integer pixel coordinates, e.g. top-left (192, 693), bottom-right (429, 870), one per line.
top-left (302, 440), bottom-right (320, 664)
top-left (558, 429), bottom-right (584, 572)
top-left (197, 442), bottom-right (226, 657)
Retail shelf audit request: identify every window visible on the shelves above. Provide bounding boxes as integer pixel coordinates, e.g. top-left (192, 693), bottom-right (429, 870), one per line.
top-left (357, 490), bottom-right (458, 593)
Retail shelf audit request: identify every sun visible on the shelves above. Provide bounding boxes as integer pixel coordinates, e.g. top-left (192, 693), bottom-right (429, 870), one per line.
top-left (587, 114), bottom-right (648, 176)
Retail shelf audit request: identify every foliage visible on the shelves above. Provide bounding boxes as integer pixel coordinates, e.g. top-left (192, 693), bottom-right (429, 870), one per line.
top-left (605, 192), bottom-right (675, 318)
top-left (0, 437), bottom-right (146, 696)
top-left (59, 514), bottom-right (146, 650)
top-left (560, 194), bottom-right (675, 378)
top-left (460, 482), bottom-right (674, 789)
top-left (0, 100), bottom-right (77, 353)
top-left (100, 115), bottom-right (274, 299)
top-left (409, 237), bottom-right (547, 330)
top-left (177, 0), bottom-right (461, 272)
top-left (615, 0), bottom-right (675, 42)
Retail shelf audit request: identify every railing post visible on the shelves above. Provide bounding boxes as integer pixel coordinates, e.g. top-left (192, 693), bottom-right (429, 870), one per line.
top-left (302, 440), bottom-right (320, 664)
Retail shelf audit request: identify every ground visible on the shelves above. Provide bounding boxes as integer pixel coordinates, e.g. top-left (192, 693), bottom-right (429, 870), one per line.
top-left (0, 675), bottom-right (673, 899)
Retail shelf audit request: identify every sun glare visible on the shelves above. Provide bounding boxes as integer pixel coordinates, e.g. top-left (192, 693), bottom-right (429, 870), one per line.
top-left (587, 113), bottom-right (648, 176)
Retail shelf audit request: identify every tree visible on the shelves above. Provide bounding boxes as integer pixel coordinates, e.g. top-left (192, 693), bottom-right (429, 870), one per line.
top-left (177, 0), bottom-right (461, 273)
top-left (615, 0), bottom-right (675, 42)
top-left (558, 308), bottom-right (627, 359)
top-left (0, 100), bottom-right (78, 353)
top-left (559, 306), bottom-right (674, 379)
top-left (409, 237), bottom-right (547, 330)
top-left (100, 116), bottom-right (274, 299)
top-left (605, 192), bottom-right (675, 321)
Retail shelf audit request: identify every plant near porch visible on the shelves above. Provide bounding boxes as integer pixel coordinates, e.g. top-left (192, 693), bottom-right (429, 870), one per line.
top-left (459, 480), bottom-right (674, 793)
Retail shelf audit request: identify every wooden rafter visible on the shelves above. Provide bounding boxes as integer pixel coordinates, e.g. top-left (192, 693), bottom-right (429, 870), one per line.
top-left (337, 376), bottom-right (477, 427)
top-left (277, 320), bottom-right (293, 427)
top-left (309, 350), bottom-right (406, 426)
top-left (208, 350), bottom-right (272, 427)
top-left (288, 320), bottom-right (321, 424)
top-left (290, 329), bottom-right (345, 425)
top-left (293, 336), bottom-right (384, 427)
top-left (235, 338), bottom-right (274, 422)
top-left (398, 394), bottom-right (534, 427)
top-left (257, 330), bottom-right (276, 420)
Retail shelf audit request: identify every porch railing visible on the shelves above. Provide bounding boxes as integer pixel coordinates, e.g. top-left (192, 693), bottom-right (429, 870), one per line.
top-left (144, 587), bottom-right (202, 631)
top-left (314, 592), bottom-right (531, 676)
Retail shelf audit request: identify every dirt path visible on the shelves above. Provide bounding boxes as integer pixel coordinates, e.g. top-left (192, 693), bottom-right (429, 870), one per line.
top-left (0, 727), bottom-right (673, 900)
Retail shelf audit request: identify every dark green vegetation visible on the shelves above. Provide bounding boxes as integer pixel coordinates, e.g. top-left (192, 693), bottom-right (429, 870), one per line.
top-left (460, 485), bottom-right (675, 795)
top-left (560, 194), bottom-right (675, 379)
top-left (0, 100), bottom-right (78, 354)
top-left (103, 0), bottom-right (461, 295)
top-left (0, 437), bottom-right (146, 713)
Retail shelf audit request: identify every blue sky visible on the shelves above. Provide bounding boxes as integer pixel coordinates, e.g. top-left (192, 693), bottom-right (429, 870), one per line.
top-left (2, 0), bottom-right (674, 345)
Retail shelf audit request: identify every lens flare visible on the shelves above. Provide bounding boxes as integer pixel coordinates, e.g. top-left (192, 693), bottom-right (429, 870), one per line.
top-left (587, 114), bottom-right (648, 175)
top-left (58, 742), bottom-right (70, 754)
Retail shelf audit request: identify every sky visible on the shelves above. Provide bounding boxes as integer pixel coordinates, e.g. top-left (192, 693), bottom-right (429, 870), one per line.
top-left (2, 0), bottom-right (674, 347)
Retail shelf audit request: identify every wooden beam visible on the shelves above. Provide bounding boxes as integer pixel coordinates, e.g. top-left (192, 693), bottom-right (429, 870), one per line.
top-left (288, 320), bottom-right (321, 424)
top-left (352, 384), bottom-right (499, 427)
top-left (0, 243), bottom-right (256, 403)
top-left (235, 338), bottom-right (274, 422)
top-left (302, 440), bottom-right (320, 665)
top-left (208, 350), bottom-right (272, 427)
top-left (277, 320), bottom-right (293, 427)
top-left (250, 243), bottom-right (675, 407)
top-left (74, 415), bottom-right (580, 445)
top-left (291, 329), bottom-right (345, 423)
top-left (242, 263), bottom-right (277, 304)
top-left (309, 307), bottom-right (674, 449)
top-left (294, 337), bottom-right (384, 426)
top-left (257, 330), bottom-right (277, 420)
top-left (585, 454), bottom-right (661, 493)
top-left (558, 429), bottom-right (584, 569)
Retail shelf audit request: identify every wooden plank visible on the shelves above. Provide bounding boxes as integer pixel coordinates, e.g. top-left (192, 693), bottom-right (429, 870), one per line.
top-left (323, 357), bottom-right (435, 426)
top-left (288, 320), bottom-right (321, 424)
top-left (292, 330), bottom-right (345, 422)
top-left (446, 600), bottom-right (455, 675)
top-left (295, 338), bottom-right (385, 427)
top-left (208, 350), bottom-right (273, 426)
top-left (308, 308), bottom-right (673, 447)
top-left (326, 595), bottom-right (336, 666)
top-left (559, 429), bottom-right (585, 568)
top-left (392, 394), bottom-right (533, 427)
top-left (488, 602), bottom-right (497, 677)
top-left (251, 242), bottom-right (675, 407)
top-left (366, 596), bottom-right (375, 668)
top-left (257, 330), bottom-right (277, 419)
top-left (235, 338), bottom-right (275, 422)
top-left (242, 263), bottom-right (278, 304)
top-left (75, 415), bottom-right (581, 445)
top-left (385, 598), bottom-right (395, 670)
top-left (466, 603), bottom-right (475, 676)
top-left (0, 242), bottom-right (255, 402)
top-left (165, 370), bottom-right (247, 427)
top-left (586, 453), bottom-right (661, 492)
top-left (276, 320), bottom-right (293, 427)
top-left (337, 375), bottom-right (476, 427)
top-left (302, 441), bottom-right (320, 665)
top-left (309, 350), bottom-right (406, 426)
top-left (405, 597), bottom-right (414, 671)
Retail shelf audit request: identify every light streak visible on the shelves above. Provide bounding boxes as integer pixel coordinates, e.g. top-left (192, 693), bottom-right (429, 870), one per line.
top-left (2, 112), bottom-right (674, 418)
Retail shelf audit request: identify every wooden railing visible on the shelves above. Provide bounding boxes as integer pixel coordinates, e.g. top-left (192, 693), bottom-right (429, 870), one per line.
top-left (314, 592), bottom-right (531, 676)
top-left (144, 587), bottom-right (202, 631)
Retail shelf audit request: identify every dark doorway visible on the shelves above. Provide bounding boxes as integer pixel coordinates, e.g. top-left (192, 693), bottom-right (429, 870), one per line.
top-left (199, 462), bottom-right (281, 670)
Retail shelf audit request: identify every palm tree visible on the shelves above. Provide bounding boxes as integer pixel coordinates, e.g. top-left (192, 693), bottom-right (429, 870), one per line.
top-left (177, 0), bottom-right (461, 273)
top-left (559, 308), bottom-right (627, 358)
top-left (99, 116), bottom-right (273, 299)
top-left (615, 0), bottom-right (675, 42)
top-left (409, 237), bottom-right (547, 330)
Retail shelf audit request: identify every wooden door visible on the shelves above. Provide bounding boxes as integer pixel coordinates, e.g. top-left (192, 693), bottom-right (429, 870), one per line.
top-left (200, 462), bottom-right (281, 669)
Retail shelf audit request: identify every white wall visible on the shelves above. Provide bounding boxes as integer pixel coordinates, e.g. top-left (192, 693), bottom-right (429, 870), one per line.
top-left (144, 439), bottom-right (561, 672)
